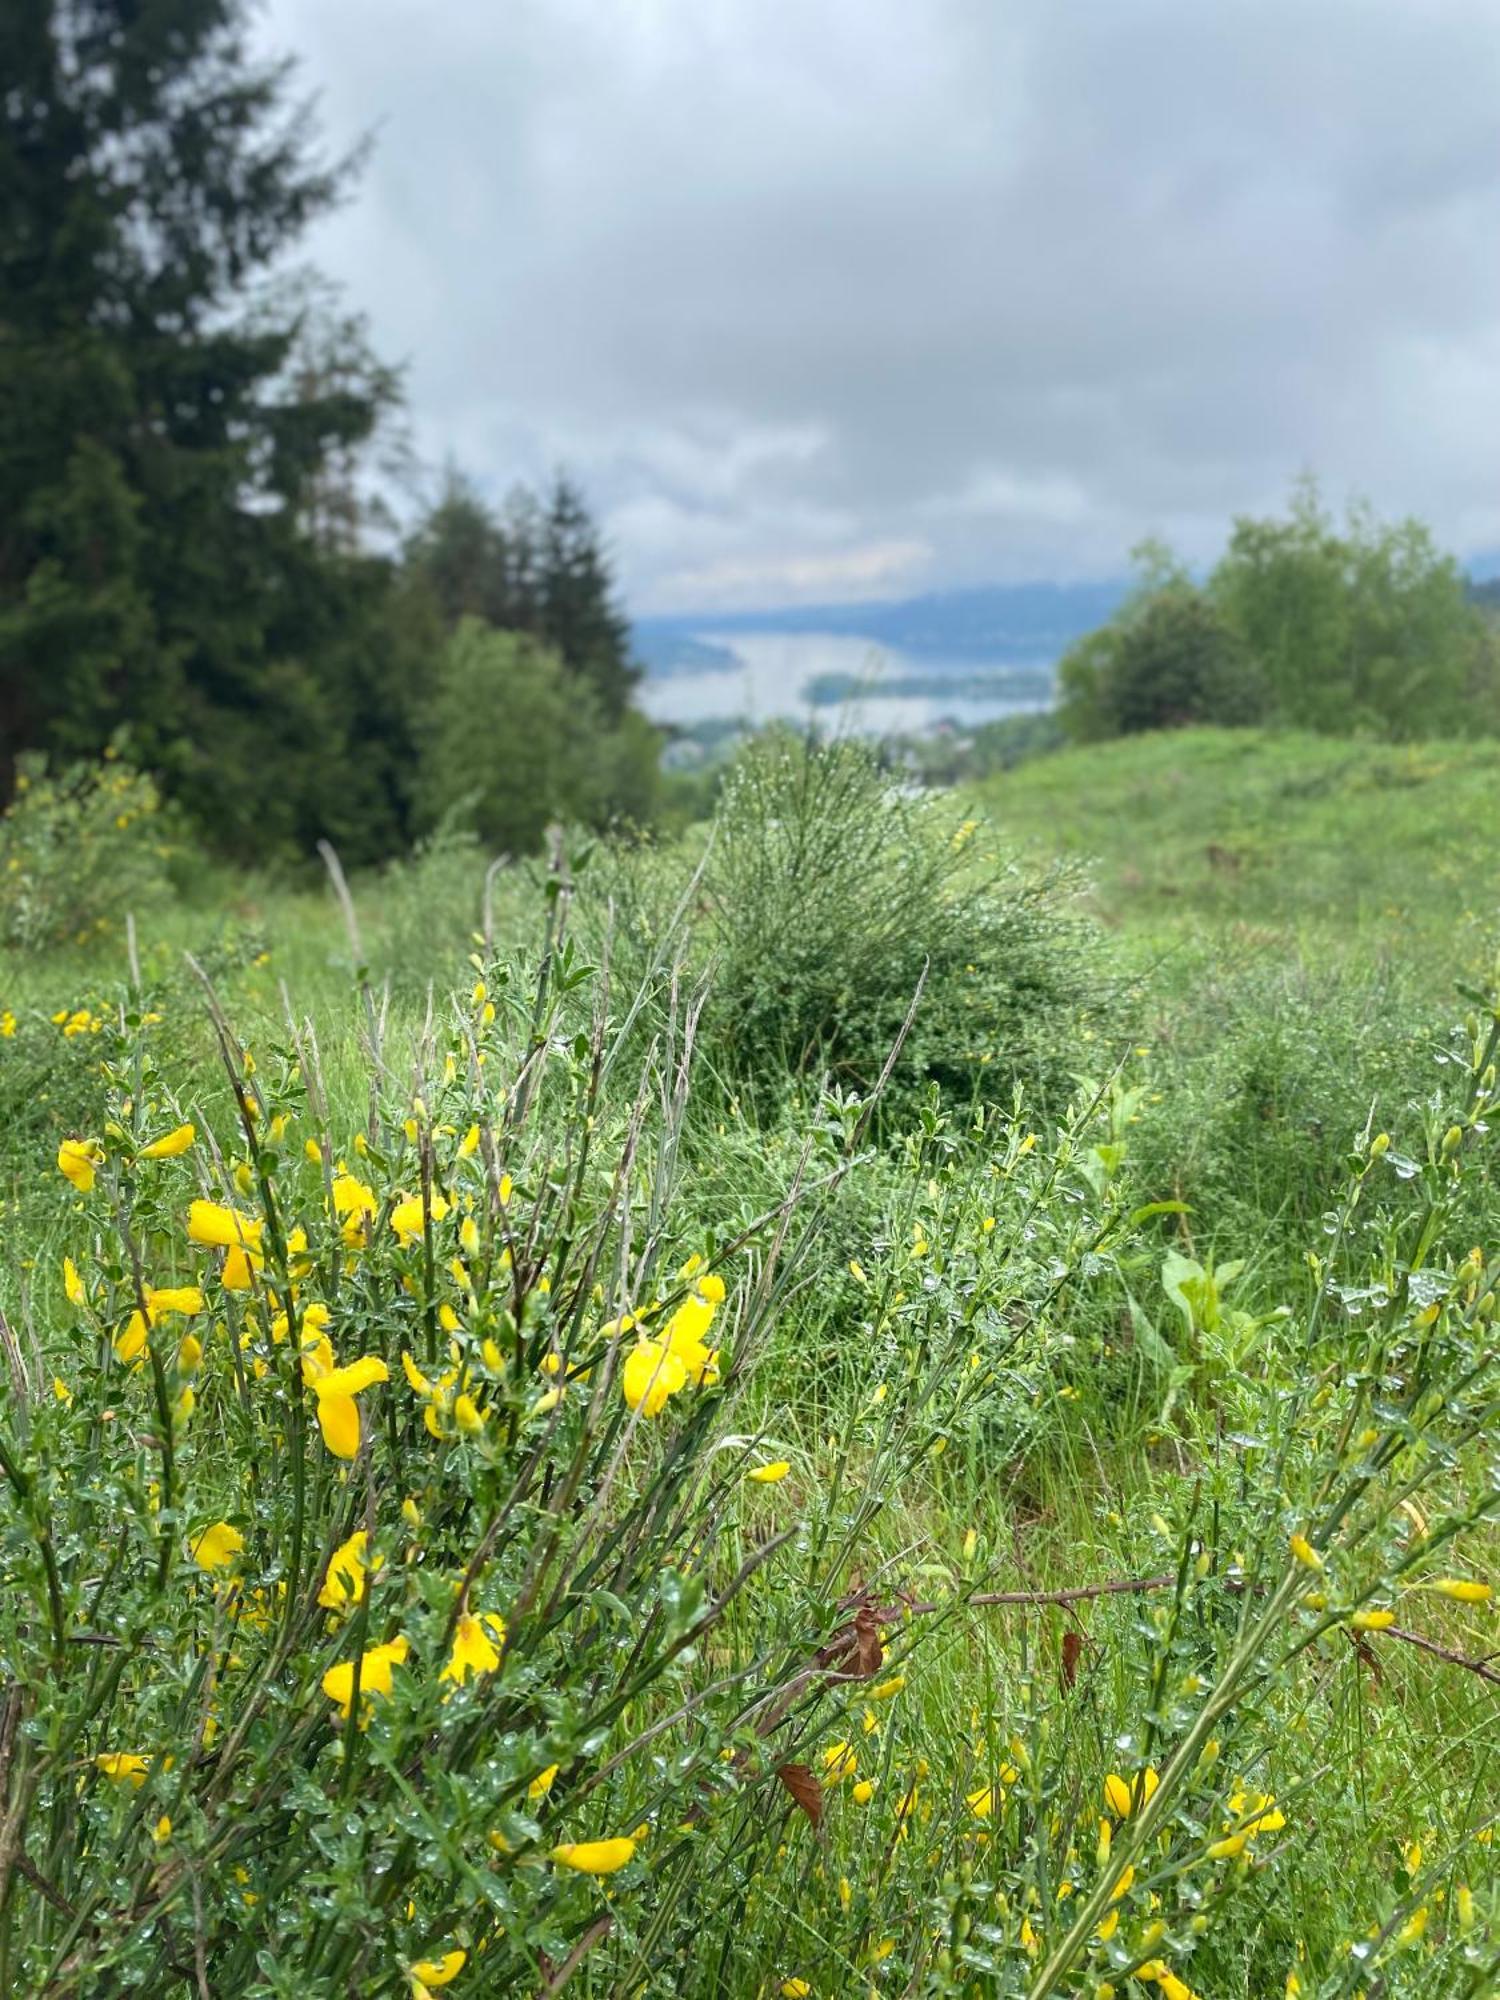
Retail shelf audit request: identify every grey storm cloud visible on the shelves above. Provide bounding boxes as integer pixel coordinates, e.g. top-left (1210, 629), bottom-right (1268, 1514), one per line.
top-left (261, 0), bottom-right (1500, 610)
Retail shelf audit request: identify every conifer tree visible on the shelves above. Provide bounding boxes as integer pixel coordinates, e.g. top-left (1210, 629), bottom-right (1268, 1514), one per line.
top-left (404, 470), bottom-right (639, 720)
top-left (0, 0), bottom-right (414, 857)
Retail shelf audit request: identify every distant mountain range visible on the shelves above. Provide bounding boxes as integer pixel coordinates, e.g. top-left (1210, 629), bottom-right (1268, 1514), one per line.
top-left (633, 578), bottom-right (1130, 675)
top-left (634, 565), bottom-right (1500, 679)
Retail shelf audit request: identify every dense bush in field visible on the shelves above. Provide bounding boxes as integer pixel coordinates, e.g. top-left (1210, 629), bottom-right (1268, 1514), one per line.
top-left (696, 734), bottom-right (1107, 1120)
top-left (414, 620), bottom-right (662, 859)
top-left (1058, 586), bottom-right (1268, 740)
top-left (1058, 486), bottom-right (1500, 747)
top-left (1127, 960), bottom-right (1468, 1279)
top-left (0, 749), bottom-right (181, 952)
top-left (4, 856), bottom-right (1497, 1996)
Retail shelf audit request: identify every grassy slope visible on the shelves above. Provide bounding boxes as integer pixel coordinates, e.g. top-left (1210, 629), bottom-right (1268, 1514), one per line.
top-left (977, 728), bottom-right (1500, 977)
top-left (4, 734), bottom-right (1497, 1992)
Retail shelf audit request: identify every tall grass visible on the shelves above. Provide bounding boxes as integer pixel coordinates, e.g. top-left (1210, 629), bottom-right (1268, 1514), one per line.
top-left (0, 749), bottom-right (1497, 1995)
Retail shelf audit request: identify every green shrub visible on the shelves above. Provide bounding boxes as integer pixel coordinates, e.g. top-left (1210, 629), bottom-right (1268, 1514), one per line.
top-left (0, 999), bottom-right (118, 1207)
top-left (1125, 957), bottom-right (1490, 1287)
top-left (0, 882), bottom-right (1155, 1995)
top-left (1058, 484), bottom-right (1500, 747)
top-left (6, 891), bottom-right (1498, 1995)
top-left (1058, 583), bottom-right (1268, 741)
top-left (696, 733), bottom-right (1108, 1120)
top-left (0, 748), bottom-right (181, 951)
top-left (369, 816), bottom-right (488, 995)
top-left (414, 620), bottom-right (661, 858)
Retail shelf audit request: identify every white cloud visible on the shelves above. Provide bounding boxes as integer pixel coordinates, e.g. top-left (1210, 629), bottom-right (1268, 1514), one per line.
top-left (653, 538), bottom-right (932, 611)
top-left (260, 0), bottom-right (1500, 609)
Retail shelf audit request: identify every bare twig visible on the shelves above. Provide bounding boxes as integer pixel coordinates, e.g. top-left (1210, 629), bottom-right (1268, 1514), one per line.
top-left (537, 1913), bottom-right (611, 1994)
top-left (878, 1572), bottom-right (1500, 1687)
top-left (315, 839), bottom-right (364, 969)
top-left (1381, 1622), bottom-right (1500, 1687)
top-left (482, 852), bottom-right (511, 953)
top-left (17, 1853), bottom-right (76, 1919)
top-left (886, 1573), bottom-right (1176, 1617)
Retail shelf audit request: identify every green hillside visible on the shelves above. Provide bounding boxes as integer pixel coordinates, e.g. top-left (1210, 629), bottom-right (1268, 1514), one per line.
top-left (980, 728), bottom-right (1500, 975)
top-left (4, 732), bottom-right (1498, 1996)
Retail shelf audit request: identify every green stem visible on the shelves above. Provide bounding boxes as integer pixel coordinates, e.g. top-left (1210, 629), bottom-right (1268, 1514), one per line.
top-left (1026, 1564), bottom-right (1302, 2000)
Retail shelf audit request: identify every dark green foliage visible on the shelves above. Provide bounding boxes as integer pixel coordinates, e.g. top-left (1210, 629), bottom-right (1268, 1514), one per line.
top-left (0, 747), bottom-right (178, 949)
top-left (903, 708), bottom-right (1066, 784)
top-left (1059, 584), bottom-right (1266, 739)
top-left (1213, 483), bottom-right (1498, 739)
top-left (401, 469), bottom-right (536, 633)
top-left (1059, 484), bottom-right (1500, 745)
top-left (538, 474), bottom-right (639, 721)
top-left (1126, 956), bottom-right (1488, 1289)
top-left (697, 733), bottom-right (1107, 1119)
top-left (0, 0), bottom-right (418, 860)
top-left (415, 619), bottom-right (661, 857)
top-left (404, 468), bottom-right (640, 720)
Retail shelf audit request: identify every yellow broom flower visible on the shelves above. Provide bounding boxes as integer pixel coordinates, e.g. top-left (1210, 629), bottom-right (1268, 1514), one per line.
top-left (550, 1836), bottom-right (636, 1875)
top-left (441, 1612), bottom-right (506, 1685)
top-left (1425, 1577), bottom-right (1491, 1604)
top-left (390, 1191), bottom-right (451, 1247)
top-left (306, 1354), bottom-right (389, 1459)
top-left (621, 1339), bottom-right (686, 1416)
top-left (95, 1752), bottom-right (149, 1786)
top-left (190, 1522), bottom-right (244, 1571)
top-left (187, 1199), bottom-right (263, 1251)
top-left (410, 1949), bottom-right (465, 1990)
top-left (58, 1138), bottom-right (104, 1192)
top-left (318, 1531), bottom-right (372, 1612)
top-left (141, 1123), bottom-right (196, 1158)
top-left (322, 1635), bottom-right (409, 1719)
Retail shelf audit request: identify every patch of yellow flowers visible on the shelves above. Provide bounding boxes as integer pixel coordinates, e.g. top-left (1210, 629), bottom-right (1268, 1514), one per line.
top-left (616, 1259), bottom-right (726, 1418)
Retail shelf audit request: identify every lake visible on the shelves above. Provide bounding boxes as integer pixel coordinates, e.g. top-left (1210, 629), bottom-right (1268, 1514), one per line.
top-left (637, 632), bottom-right (1055, 737)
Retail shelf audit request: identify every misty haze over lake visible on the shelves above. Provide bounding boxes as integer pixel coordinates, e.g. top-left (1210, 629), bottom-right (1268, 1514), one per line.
top-left (638, 632), bottom-right (1055, 738)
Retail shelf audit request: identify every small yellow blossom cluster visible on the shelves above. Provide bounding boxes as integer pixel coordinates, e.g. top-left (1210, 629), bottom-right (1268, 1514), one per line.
top-left (1289, 1529), bottom-right (1492, 1625)
top-left (616, 1259), bottom-right (726, 1419)
top-left (318, 1607), bottom-right (511, 1726)
top-left (55, 1129), bottom-right (218, 1415)
top-left (402, 1345), bottom-right (490, 1440)
top-left (56, 1099), bottom-right (525, 1469)
top-left (1206, 1782), bottom-right (1286, 1862)
top-left (52, 1005), bottom-right (103, 1038)
top-left (56, 1119), bottom-right (194, 1195)
top-left (185, 1196), bottom-right (389, 1457)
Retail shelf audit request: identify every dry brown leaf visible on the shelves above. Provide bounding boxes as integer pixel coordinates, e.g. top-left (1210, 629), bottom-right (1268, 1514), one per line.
top-left (1348, 1629), bottom-right (1383, 1685)
top-left (814, 1600), bottom-right (884, 1682)
top-left (1060, 1627), bottom-right (1084, 1690)
top-left (775, 1761), bottom-right (823, 1827)
top-left (851, 1603), bottom-right (883, 1677)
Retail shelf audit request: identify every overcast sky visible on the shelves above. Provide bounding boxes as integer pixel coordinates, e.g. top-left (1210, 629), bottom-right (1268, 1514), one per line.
top-left (259, 0), bottom-right (1500, 614)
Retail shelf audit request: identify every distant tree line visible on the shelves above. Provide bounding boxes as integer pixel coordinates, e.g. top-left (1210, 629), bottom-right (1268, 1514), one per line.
top-left (0, 0), bottom-right (653, 867)
top-left (1058, 481), bottom-right (1500, 745)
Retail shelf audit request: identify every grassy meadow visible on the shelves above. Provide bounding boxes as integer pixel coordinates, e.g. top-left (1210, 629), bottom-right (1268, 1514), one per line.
top-left (0, 730), bottom-right (1497, 1997)
top-left (983, 729), bottom-right (1500, 972)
